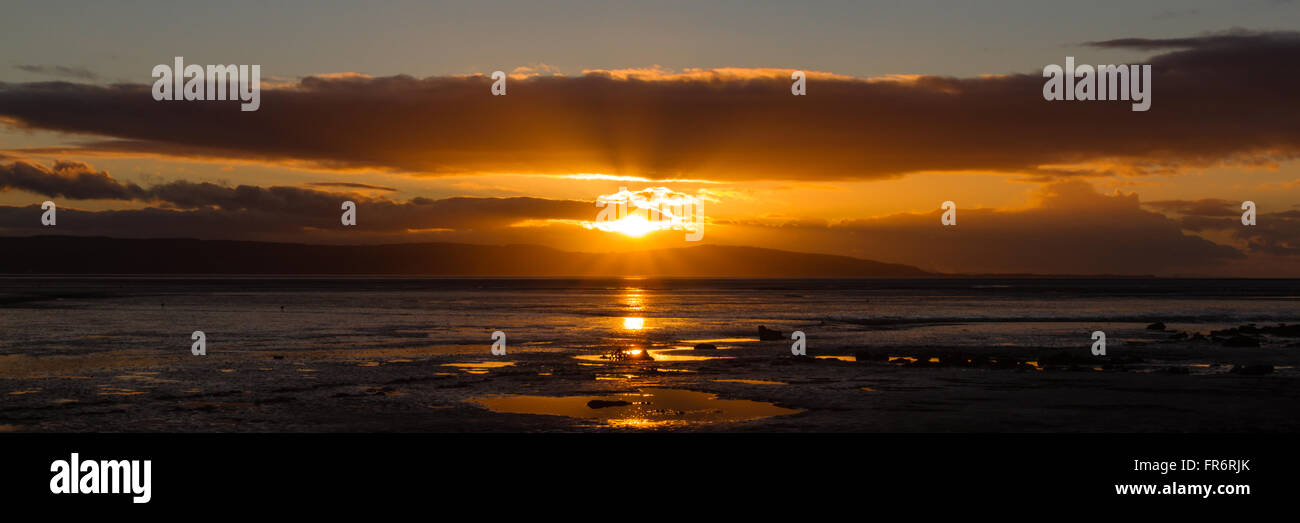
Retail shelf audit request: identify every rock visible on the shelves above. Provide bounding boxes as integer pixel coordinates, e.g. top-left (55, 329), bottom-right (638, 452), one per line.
top-left (1265, 324), bottom-right (1300, 337)
top-left (1210, 323), bottom-right (1289, 337)
top-left (587, 400), bottom-right (632, 409)
top-left (1146, 322), bottom-right (1166, 331)
top-left (694, 343), bottom-right (718, 350)
top-left (939, 353), bottom-right (970, 366)
top-left (1230, 364), bottom-right (1274, 376)
top-left (992, 358), bottom-right (1022, 370)
top-left (601, 348), bottom-right (654, 361)
top-left (1221, 335), bottom-right (1260, 348)
top-left (627, 349), bottom-right (654, 360)
top-left (757, 325), bottom-right (784, 341)
top-left (906, 358), bottom-right (934, 368)
top-left (853, 349), bottom-right (886, 362)
top-left (1039, 351), bottom-right (1077, 366)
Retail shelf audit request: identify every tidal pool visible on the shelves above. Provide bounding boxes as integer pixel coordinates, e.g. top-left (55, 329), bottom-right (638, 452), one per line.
top-left (470, 388), bottom-right (801, 428)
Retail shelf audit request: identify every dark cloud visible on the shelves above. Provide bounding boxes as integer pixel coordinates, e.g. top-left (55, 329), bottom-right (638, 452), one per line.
top-left (1, 30), bottom-right (1297, 180)
top-left (1154, 198), bottom-right (1300, 256)
top-left (1085, 29), bottom-right (1296, 50)
top-left (0, 160), bottom-right (146, 200)
top-left (0, 160), bottom-right (594, 235)
top-left (718, 181), bottom-right (1246, 275)
top-left (304, 182), bottom-right (397, 192)
top-left (14, 64), bottom-right (99, 80)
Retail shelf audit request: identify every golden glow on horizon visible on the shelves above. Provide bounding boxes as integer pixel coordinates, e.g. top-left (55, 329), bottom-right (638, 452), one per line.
top-left (622, 317), bottom-right (645, 330)
top-left (599, 214), bottom-right (658, 237)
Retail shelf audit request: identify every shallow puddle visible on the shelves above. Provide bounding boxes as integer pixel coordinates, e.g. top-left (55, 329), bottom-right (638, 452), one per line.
top-left (680, 338), bottom-right (757, 344)
top-left (471, 388), bottom-right (801, 428)
top-left (442, 361), bottom-right (515, 374)
top-left (646, 349), bottom-right (733, 362)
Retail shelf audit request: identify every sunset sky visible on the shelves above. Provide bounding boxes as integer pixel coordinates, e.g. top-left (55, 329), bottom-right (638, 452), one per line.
top-left (2, 0), bottom-right (1299, 276)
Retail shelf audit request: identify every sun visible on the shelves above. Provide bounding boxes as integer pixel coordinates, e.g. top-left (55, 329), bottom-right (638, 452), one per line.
top-left (601, 214), bottom-right (659, 238)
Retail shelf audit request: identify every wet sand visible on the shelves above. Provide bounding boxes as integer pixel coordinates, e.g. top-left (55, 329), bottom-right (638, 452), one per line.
top-left (3, 332), bottom-right (1298, 432)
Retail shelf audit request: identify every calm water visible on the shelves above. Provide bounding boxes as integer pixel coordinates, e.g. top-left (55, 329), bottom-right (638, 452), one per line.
top-left (2, 277), bottom-right (1298, 358)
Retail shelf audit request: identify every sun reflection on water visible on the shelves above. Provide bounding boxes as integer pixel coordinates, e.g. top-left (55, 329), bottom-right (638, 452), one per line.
top-left (623, 288), bottom-right (645, 311)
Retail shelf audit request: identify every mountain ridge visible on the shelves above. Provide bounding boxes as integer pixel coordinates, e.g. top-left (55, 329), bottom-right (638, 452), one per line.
top-left (0, 235), bottom-right (932, 277)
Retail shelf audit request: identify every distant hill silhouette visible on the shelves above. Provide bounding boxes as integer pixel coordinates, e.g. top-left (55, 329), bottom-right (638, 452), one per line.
top-left (0, 235), bottom-right (930, 277)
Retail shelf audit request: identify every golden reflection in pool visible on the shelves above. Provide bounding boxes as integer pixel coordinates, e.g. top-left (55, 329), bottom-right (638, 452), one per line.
top-left (622, 317), bottom-right (645, 330)
top-left (470, 388), bottom-right (802, 428)
top-left (441, 361), bottom-right (516, 374)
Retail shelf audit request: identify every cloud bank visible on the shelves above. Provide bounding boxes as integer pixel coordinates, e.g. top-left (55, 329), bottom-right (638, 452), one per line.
top-left (1, 31), bottom-right (1297, 180)
top-left (0, 160), bottom-right (1272, 275)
